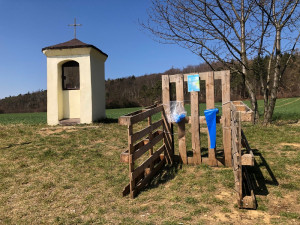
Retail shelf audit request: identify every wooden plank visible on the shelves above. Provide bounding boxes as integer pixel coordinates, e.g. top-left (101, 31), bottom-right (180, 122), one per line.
top-left (119, 116), bottom-right (131, 126)
top-left (222, 70), bottom-right (232, 167)
top-left (131, 145), bottom-right (165, 180)
top-left (241, 112), bottom-right (254, 122)
top-left (201, 157), bottom-right (225, 166)
top-left (133, 158), bottom-right (166, 197)
top-left (162, 75), bottom-right (174, 161)
top-left (133, 132), bottom-right (164, 161)
top-left (206, 71), bottom-right (218, 166)
top-left (241, 154), bottom-right (254, 166)
top-left (120, 150), bottom-right (129, 163)
top-left (238, 111), bottom-right (243, 206)
top-left (130, 105), bottom-right (164, 125)
top-left (128, 125), bottom-right (135, 198)
top-left (241, 166), bottom-right (257, 209)
top-left (235, 105), bottom-right (247, 112)
top-left (185, 115), bottom-right (222, 124)
top-left (191, 92), bottom-right (201, 165)
top-left (176, 74), bottom-right (187, 164)
top-left (131, 119), bottom-right (163, 143)
top-left (148, 116), bottom-right (154, 171)
top-left (167, 71), bottom-right (227, 83)
top-left (119, 105), bottom-right (162, 126)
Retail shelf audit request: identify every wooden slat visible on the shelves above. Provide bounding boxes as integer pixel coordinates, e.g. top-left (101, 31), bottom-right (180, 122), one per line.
top-left (120, 105), bottom-right (163, 126)
top-left (241, 112), bottom-right (254, 122)
top-left (148, 116), bottom-right (154, 171)
top-left (130, 105), bottom-right (163, 125)
top-left (206, 71), bottom-right (218, 166)
top-left (119, 116), bottom-right (131, 126)
top-left (241, 154), bottom-right (254, 166)
top-left (191, 92), bottom-right (201, 165)
top-left (167, 71), bottom-right (228, 83)
top-left (131, 145), bottom-right (165, 180)
top-left (133, 132), bottom-right (164, 161)
top-left (176, 74), bottom-right (187, 164)
top-left (162, 75), bottom-right (174, 161)
top-left (119, 106), bottom-right (159, 125)
top-left (185, 115), bottom-right (222, 124)
top-left (128, 125), bottom-right (135, 198)
top-left (131, 119), bottom-right (163, 143)
top-left (238, 111), bottom-right (243, 206)
top-left (222, 71), bottom-right (232, 167)
top-left (133, 158), bottom-right (166, 197)
top-left (201, 157), bottom-right (225, 166)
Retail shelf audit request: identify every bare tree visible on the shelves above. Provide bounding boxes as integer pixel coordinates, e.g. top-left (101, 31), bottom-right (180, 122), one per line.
top-left (142, 0), bottom-right (299, 123)
top-left (255, 0), bottom-right (299, 124)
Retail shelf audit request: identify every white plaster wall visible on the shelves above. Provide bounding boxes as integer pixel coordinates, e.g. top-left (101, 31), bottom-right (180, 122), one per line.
top-left (44, 48), bottom-right (93, 125)
top-left (63, 90), bottom-right (80, 118)
top-left (90, 49), bottom-right (107, 121)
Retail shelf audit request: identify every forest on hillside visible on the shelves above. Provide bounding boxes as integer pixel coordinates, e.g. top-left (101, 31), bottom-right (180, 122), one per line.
top-left (0, 55), bottom-right (299, 113)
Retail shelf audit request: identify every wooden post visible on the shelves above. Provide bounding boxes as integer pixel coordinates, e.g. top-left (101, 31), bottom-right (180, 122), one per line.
top-left (237, 111), bottom-right (243, 207)
top-left (148, 116), bottom-right (154, 170)
top-left (191, 92), bottom-right (201, 164)
top-left (222, 70), bottom-right (232, 167)
top-left (162, 75), bottom-right (174, 164)
top-left (128, 125), bottom-right (135, 198)
top-left (206, 72), bottom-right (218, 166)
top-left (176, 74), bottom-right (187, 164)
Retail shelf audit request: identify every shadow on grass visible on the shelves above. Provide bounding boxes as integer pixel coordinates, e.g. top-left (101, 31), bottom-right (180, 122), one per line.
top-left (146, 162), bottom-right (182, 190)
top-left (248, 149), bottom-right (279, 196)
top-left (97, 118), bottom-right (119, 124)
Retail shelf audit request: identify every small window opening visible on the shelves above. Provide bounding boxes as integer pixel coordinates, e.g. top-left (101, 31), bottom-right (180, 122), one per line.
top-left (62, 61), bottom-right (80, 90)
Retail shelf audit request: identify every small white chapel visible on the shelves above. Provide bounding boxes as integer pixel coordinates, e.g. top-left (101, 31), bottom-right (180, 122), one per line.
top-left (42, 37), bottom-right (108, 125)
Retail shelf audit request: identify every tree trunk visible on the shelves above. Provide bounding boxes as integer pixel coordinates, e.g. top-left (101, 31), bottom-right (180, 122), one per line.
top-left (240, 0), bottom-right (259, 123)
top-left (263, 29), bottom-right (281, 125)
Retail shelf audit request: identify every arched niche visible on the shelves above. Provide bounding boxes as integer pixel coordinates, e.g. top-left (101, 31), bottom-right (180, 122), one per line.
top-left (62, 61), bottom-right (80, 90)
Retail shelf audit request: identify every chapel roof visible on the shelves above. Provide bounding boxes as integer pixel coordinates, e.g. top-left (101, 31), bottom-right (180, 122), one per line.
top-left (42, 38), bottom-right (108, 57)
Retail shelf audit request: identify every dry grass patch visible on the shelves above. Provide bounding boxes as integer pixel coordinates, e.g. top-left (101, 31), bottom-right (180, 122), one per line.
top-left (0, 122), bottom-right (299, 224)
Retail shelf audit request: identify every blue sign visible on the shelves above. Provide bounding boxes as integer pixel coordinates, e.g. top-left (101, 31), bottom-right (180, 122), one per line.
top-left (187, 74), bottom-right (200, 92)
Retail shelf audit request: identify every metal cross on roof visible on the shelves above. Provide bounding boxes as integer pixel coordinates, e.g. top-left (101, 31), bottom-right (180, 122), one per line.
top-left (68, 18), bottom-right (82, 39)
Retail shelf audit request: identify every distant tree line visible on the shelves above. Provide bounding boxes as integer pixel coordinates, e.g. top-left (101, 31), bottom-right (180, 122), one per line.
top-left (0, 90), bottom-right (47, 114)
top-left (0, 55), bottom-right (299, 114)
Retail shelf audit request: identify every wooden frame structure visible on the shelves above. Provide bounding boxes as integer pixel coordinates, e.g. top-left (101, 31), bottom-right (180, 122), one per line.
top-left (231, 102), bottom-right (256, 209)
top-left (162, 71), bottom-right (232, 166)
top-left (119, 104), bottom-right (173, 198)
top-left (119, 71), bottom-right (256, 209)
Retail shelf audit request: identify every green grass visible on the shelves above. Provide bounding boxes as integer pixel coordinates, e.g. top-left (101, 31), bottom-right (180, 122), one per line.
top-left (0, 97), bottom-right (299, 125)
top-left (0, 97), bottom-right (299, 224)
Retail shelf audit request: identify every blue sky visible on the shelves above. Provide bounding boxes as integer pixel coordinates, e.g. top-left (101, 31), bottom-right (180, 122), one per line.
top-left (0, 0), bottom-right (201, 99)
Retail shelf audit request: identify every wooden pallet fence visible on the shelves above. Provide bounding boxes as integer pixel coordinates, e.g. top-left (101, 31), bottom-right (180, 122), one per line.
top-left (119, 104), bottom-right (171, 198)
top-left (230, 103), bottom-right (256, 209)
top-left (162, 71), bottom-right (231, 166)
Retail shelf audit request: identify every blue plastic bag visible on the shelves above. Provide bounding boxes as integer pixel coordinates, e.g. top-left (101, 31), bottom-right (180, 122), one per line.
top-left (204, 108), bottom-right (219, 149)
top-left (166, 101), bottom-right (187, 123)
top-left (173, 113), bottom-right (186, 123)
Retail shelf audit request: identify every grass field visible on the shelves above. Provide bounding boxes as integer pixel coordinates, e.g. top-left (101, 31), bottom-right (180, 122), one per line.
top-left (0, 97), bottom-right (299, 124)
top-left (0, 97), bottom-right (299, 224)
